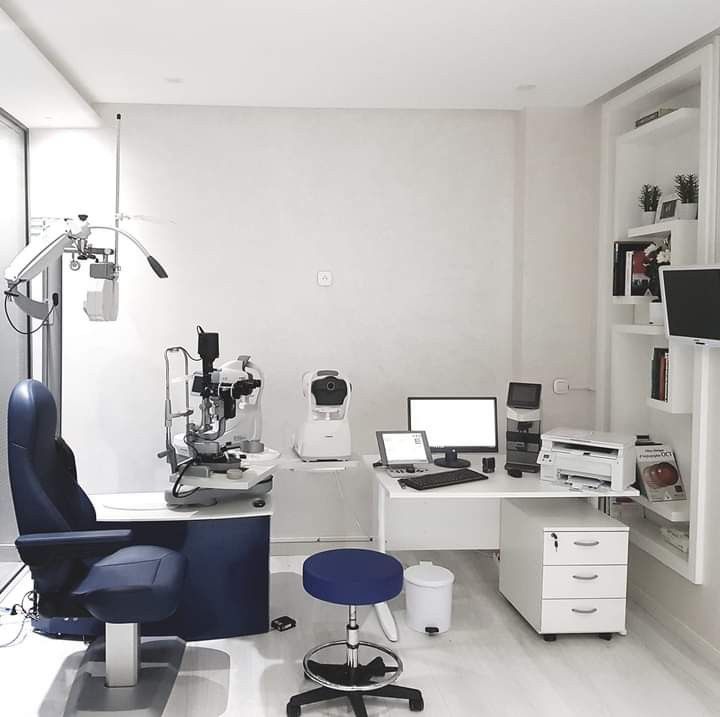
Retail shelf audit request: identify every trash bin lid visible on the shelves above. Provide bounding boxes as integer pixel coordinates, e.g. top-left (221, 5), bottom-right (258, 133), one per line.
top-left (404, 561), bottom-right (455, 588)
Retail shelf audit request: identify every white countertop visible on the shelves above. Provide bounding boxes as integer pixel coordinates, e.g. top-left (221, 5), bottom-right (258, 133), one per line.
top-left (363, 454), bottom-right (640, 500)
top-left (91, 492), bottom-right (273, 522)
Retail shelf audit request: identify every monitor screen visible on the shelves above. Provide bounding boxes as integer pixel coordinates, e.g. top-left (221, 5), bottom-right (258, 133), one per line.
top-left (507, 382), bottom-right (542, 409)
top-left (407, 397), bottom-right (498, 452)
top-left (376, 431), bottom-right (432, 465)
top-left (662, 266), bottom-right (720, 344)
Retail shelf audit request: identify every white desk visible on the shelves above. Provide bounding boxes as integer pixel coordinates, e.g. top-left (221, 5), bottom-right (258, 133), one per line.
top-left (364, 453), bottom-right (638, 640)
top-left (92, 492), bottom-right (273, 521)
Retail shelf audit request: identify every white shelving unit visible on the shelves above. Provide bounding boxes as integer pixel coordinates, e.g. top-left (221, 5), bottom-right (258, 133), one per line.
top-left (596, 45), bottom-right (719, 585)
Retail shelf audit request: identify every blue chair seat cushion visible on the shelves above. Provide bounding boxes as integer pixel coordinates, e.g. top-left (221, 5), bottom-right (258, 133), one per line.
top-left (303, 549), bottom-right (403, 606)
top-left (72, 545), bottom-right (186, 624)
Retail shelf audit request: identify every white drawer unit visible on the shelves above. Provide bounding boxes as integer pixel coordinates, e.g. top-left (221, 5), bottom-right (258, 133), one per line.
top-left (499, 498), bottom-right (629, 641)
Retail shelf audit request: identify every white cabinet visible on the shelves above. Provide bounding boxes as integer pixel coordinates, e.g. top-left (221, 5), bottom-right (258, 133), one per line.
top-left (499, 498), bottom-right (629, 639)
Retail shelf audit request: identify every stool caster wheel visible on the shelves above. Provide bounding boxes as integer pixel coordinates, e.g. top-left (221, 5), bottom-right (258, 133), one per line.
top-left (543, 634), bottom-right (557, 642)
top-left (286, 704), bottom-right (301, 717)
top-left (410, 696), bottom-right (425, 711)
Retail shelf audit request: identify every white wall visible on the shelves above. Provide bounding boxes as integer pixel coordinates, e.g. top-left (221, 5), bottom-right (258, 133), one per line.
top-left (515, 108), bottom-right (600, 429)
top-left (29, 104), bottom-right (597, 545)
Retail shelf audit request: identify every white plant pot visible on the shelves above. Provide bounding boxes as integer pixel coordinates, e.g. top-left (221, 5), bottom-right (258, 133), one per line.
top-left (649, 302), bottom-right (665, 326)
top-left (677, 202), bottom-right (698, 220)
top-left (641, 210), bottom-right (656, 225)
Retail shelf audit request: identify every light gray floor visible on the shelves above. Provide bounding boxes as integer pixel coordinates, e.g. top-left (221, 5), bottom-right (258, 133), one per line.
top-left (1, 551), bottom-right (720, 716)
top-left (0, 561), bottom-right (22, 590)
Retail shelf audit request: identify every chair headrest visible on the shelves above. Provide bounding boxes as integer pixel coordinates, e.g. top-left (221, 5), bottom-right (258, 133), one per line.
top-left (8, 379), bottom-right (57, 450)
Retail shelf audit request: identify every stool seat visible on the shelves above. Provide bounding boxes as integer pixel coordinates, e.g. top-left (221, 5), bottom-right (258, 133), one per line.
top-left (303, 549), bottom-right (403, 606)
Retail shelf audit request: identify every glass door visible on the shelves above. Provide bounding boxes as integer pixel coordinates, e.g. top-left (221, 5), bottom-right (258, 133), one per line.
top-left (0, 109), bottom-right (29, 588)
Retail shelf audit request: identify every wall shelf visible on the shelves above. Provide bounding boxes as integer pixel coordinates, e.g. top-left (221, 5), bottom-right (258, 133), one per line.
top-left (631, 494), bottom-right (690, 522)
top-left (621, 512), bottom-right (691, 579)
top-left (612, 295), bottom-right (654, 305)
top-left (646, 396), bottom-right (690, 414)
top-left (616, 108), bottom-right (700, 147)
top-left (626, 219), bottom-right (697, 239)
top-left (613, 324), bottom-right (665, 336)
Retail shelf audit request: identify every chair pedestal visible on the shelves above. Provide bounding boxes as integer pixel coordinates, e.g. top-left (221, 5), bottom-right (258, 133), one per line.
top-left (287, 606), bottom-right (424, 716)
top-left (105, 623), bottom-right (140, 687)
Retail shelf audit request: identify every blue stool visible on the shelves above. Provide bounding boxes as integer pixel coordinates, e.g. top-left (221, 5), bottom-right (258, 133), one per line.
top-left (287, 549), bottom-right (424, 717)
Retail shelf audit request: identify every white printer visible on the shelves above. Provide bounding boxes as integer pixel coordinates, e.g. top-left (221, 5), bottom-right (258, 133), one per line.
top-left (537, 428), bottom-right (635, 492)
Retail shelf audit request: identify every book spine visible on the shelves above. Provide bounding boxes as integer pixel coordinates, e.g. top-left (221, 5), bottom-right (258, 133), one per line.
top-left (613, 243), bottom-right (621, 296)
top-left (625, 251), bottom-right (633, 295)
top-left (651, 348), bottom-right (660, 400)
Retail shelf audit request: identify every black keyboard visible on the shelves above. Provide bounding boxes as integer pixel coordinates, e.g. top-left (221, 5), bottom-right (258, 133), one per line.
top-left (400, 468), bottom-right (488, 491)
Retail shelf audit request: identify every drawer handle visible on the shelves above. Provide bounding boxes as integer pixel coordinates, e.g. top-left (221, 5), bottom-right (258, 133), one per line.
top-left (573, 540), bottom-right (600, 547)
top-left (571, 607), bottom-right (598, 615)
top-left (572, 574), bottom-right (599, 581)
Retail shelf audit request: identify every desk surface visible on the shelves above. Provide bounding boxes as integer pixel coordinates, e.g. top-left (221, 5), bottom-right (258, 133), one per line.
top-left (363, 454), bottom-right (640, 500)
top-left (91, 492), bottom-right (273, 522)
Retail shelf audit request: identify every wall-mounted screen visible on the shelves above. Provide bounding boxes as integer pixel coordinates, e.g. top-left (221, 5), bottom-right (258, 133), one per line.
top-left (661, 265), bottom-right (720, 346)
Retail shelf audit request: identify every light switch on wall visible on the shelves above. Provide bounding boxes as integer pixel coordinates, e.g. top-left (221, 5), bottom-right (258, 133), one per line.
top-left (317, 271), bottom-right (333, 287)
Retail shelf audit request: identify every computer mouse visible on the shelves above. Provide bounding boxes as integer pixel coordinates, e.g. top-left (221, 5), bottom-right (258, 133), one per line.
top-left (253, 498), bottom-right (266, 508)
top-left (406, 466), bottom-right (416, 473)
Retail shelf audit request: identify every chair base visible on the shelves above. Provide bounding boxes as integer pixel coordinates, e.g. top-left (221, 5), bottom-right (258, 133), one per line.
top-left (287, 683), bottom-right (424, 717)
top-left (288, 657), bottom-right (424, 716)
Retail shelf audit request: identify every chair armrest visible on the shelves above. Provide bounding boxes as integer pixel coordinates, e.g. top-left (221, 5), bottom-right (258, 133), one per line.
top-left (16, 529), bottom-right (134, 565)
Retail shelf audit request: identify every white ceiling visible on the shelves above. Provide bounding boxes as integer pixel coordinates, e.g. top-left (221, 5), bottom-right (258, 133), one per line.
top-left (0, 8), bottom-right (98, 127)
top-left (3, 0), bottom-right (720, 112)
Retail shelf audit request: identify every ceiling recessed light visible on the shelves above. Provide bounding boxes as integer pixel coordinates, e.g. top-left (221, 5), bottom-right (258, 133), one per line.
top-left (515, 84), bottom-right (537, 92)
top-left (164, 77), bottom-right (184, 84)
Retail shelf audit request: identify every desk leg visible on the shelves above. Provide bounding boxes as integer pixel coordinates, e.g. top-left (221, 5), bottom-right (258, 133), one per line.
top-left (374, 484), bottom-right (399, 642)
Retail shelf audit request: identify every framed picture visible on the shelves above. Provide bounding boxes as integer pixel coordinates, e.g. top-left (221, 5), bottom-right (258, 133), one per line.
top-left (656, 197), bottom-right (678, 222)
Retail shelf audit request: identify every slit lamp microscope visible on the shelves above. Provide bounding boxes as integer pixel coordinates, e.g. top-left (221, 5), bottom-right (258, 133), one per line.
top-left (159, 327), bottom-right (276, 505)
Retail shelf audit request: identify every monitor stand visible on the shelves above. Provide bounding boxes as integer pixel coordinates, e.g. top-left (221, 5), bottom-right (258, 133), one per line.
top-left (434, 449), bottom-right (470, 469)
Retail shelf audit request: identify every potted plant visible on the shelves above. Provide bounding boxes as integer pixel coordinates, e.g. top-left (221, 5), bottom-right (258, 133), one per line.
top-left (643, 240), bottom-right (671, 324)
top-left (674, 173), bottom-right (699, 219)
top-left (638, 184), bottom-right (661, 225)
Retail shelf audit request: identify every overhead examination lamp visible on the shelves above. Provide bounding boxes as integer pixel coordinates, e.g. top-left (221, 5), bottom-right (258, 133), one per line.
top-left (2, 114), bottom-right (168, 419)
top-left (4, 215), bottom-right (168, 325)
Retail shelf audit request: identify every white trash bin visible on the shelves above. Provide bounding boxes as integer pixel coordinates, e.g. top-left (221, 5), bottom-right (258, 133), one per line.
top-left (403, 561), bottom-right (455, 635)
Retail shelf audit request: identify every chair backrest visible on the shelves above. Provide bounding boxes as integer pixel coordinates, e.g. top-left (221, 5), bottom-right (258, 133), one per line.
top-left (7, 379), bottom-right (96, 536)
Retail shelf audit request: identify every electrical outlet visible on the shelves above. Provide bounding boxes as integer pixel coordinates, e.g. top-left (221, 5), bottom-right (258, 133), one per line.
top-left (317, 271), bottom-right (333, 287)
top-left (553, 378), bottom-right (570, 394)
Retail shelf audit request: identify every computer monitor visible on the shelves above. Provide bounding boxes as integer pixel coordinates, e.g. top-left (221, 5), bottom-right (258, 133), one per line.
top-left (376, 430), bottom-right (433, 467)
top-left (407, 397), bottom-right (498, 468)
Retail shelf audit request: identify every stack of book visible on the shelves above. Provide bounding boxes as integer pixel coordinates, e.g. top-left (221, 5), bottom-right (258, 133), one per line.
top-left (612, 241), bottom-right (653, 297)
top-left (634, 108), bottom-right (676, 128)
top-left (651, 347), bottom-right (670, 401)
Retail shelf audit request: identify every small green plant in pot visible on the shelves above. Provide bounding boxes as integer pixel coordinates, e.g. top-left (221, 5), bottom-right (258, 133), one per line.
top-left (674, 173), bottom-right (699, 219)
top-left (638, 184), bottom-right (662, 225)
